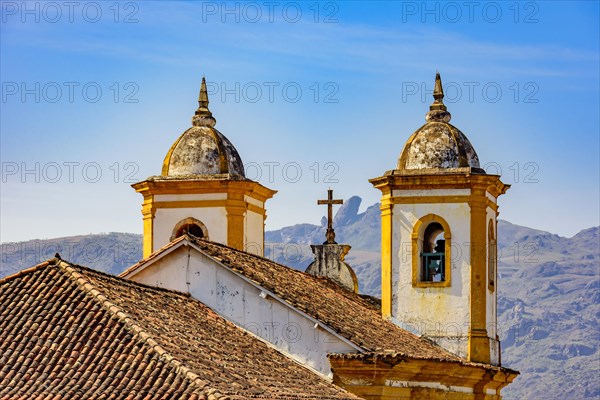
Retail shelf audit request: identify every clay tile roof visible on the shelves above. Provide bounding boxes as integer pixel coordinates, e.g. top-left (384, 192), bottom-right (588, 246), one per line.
top-left (124, 237), bottom-right (464, 363)
top-left (0, 259), bottom-right (359, 400)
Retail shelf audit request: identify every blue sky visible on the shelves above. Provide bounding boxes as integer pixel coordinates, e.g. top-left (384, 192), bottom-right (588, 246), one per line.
top-left (1, 0), bottom-right (599, 243)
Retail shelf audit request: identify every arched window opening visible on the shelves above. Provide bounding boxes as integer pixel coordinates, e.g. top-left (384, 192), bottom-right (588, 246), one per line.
top-left (488, 220), bottom-right (496, 291)
top-left (421, 222), bottom-right (446, 282)
top-left (175, 223), bottom-right (204, 238)
top-left (412, 214), bottom-right (451, 287)
top-left (170, 217), bottom-right (209, 242)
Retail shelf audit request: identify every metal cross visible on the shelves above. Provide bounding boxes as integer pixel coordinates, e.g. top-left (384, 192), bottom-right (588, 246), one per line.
top-left (317, 189), bottom-right (343, 244)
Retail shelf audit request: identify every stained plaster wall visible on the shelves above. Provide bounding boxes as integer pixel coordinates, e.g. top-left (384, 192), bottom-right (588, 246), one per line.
top-left (127, 246), bottom-right (357, 377)
top-left (389, 188), bottom-right (500, 364)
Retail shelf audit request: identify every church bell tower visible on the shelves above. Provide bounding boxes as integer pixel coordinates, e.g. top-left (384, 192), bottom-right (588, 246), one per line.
top-left (133, 77), bottom-right (276, 257)
top-left (370, 73), bottom-right (509, 365)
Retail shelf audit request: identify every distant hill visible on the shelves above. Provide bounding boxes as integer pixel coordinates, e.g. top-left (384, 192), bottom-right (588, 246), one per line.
top-left (1, 197), bottom-right (598, 400)
top-left (1, 232), bottom-right (142, 278)
top-left (266, 197), bottom-right (600, 400)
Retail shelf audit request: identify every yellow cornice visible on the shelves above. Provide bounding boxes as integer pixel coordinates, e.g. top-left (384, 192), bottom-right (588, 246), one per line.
top-left (370, 172), bottom-right (510, 198)
top-left (329, 355), bottom-right (519, 399)
top-left (132, 179), bottom-right (277, 202)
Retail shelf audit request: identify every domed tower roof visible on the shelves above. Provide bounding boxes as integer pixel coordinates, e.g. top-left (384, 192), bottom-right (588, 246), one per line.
top-left (397, 73), bottom-right (484, 173)
top-left (161, 77), bottom-right (246, 178)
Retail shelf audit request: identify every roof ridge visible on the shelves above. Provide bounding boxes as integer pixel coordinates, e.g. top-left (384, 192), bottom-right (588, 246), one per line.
top-left (194, 236), bottom-right (283, 263)
top-left (190, 238), bottom-right (378, 306)
top-left (121, 234), bottom-right (188, 276)
top-left (10, 253), bottom-right (192, 298)
top-left (57, 260), bottom-right (232, 400)
top-left (0, 258), bottom-right (57, 285)
top-left (66, 257), bottom-right (193, 296)
top-left (125, 235), bottom-right (358, 296)
top-left (123, 236), bottom-right (362, 299)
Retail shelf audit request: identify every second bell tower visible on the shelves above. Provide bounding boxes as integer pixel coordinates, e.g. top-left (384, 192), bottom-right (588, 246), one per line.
top-left (370, 73), bottom-right (509, 365)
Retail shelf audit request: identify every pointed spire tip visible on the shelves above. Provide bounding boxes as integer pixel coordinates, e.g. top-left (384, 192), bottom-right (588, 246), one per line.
top-left (193, 75), bottom-right (216, 127)
top-left (426, 71), bottom-right (451, 122)
top-left (433, 72), bottom-right (443, 97)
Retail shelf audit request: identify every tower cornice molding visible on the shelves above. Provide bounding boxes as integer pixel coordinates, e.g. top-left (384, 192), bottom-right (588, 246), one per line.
top-left (132, 178), bottom-right (277, 202)
top-left (370, 172), bottom-right (509, 198)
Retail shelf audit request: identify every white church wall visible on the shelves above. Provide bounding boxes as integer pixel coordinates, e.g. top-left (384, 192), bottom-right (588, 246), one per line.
top-left (392, 200), bottom-right (472, 359)
top-left (153, 207), bottom-right (228, 249)
top-left (127, 245), bottom-right (357, 377)
top-left (244, 209), bottom-right (264, 255)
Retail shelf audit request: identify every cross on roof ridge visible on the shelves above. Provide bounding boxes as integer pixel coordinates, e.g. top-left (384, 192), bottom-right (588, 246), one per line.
top-left (317, 189), bottom-right (343, 244)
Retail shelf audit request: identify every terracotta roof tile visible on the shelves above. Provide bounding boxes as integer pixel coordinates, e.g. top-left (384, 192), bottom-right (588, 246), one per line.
top-left (124, 237), bottom-right (513, 373)
top-left (162, 238), bottom-right (462, 361)
top-left (0, 259), bottom-right (359, 400)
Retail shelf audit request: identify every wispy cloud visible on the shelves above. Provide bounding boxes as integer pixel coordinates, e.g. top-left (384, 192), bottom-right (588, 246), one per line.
top-left (3, 2), bottom-right (597, 80)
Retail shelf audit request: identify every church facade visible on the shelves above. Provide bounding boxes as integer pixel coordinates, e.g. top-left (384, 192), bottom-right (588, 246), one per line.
top-left (0, 73), bottom-right (518, 399)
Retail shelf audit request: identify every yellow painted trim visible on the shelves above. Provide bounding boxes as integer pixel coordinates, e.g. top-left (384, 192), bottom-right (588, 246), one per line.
top-left (370, 172), bottom-right (510, 199)
top-left (133, 178), bottom-right (274, 256)
top-left (391, 195), bottom-right (499, 213)
top-left (392, 195), bottom-right (471, 204)
top-left (370, 170), bottom-right (509, 366)
top-left (226, 193), bottom-right (246, 251)
top-left (380, 195), bottom-right (393, 318)
top-left (141, 197), bottom-right (155, 258)
top-left (132, 179), bottom-right (277, 202)
top-left (161, 130), bottom-right (188, 175)
top-left (488, 219), bottom-right (496, 292)
top-left (261, 211), bottom-right (266, 256)
top-left (329, 355), bottom-right (519, 399)
top-left (468, 190), bottom-right (490, 363)
top-left (153, 200), bottom-right (228, 209)
top-left (246, 203), bottom-right (265, 216)
top-left (411, 214), bottom-right (452, 288)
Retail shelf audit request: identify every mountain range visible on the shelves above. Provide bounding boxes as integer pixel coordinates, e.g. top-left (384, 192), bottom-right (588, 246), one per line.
top-left (1, 196), bottom-right (598, 399)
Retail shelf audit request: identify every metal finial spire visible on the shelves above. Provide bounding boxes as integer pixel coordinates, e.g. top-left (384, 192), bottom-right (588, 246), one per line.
top-left (426, 72), bottom-right (451, 122)
top-left (193, 76), bottom-right (216, 127)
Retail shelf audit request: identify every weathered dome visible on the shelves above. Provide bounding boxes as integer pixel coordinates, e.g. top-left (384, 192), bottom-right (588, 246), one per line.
top-left (397, 73), bottom-right (482, 172)
top-left (162, 126), bottom-right (245, 177)
top-left (161, 77), bottom-right (245, 178)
